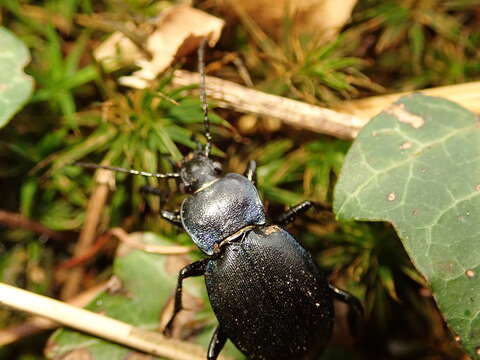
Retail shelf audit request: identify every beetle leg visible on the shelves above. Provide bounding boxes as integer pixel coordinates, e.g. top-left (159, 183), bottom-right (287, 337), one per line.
top-left (164, 259), bottom-right (210, 336)
top-left (207, 326), bottom-right (228, 360)
top-left (276, 200), bottom-right (331, 226)
top-left (329, 284), bottom-right (364, 336)
top-left (139, 186), bottom-right (183, 227)
top-left (161, 209), bottom-right (182, 227)
top-left (276, 201), bottom-right (313, 226)
top-left (140, 185), bottom-right (164, 197)
top-left (244, 160), bottom-right (257, 185)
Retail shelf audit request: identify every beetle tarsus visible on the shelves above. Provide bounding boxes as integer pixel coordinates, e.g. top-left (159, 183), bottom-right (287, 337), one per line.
top-left (207, 326), bottom-right (228, 360)
top-left (244, 160), bottom-right (257, 185)
top-left (329, 284), bottom-right (364, 336)
top-left (276, 201), bottom-right (314, 226)
top-left (276, 200), bottom-right (332, 226)
top-left (164, 259), bottom-right (209, 336)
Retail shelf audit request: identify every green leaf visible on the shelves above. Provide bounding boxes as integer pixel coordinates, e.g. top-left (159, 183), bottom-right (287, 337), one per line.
top-left (334, 94), bottom-right (480, 358)
top-left (0, 27), bottom-right (34, 128)
top-left (46, 232), bottom-right (244, 359)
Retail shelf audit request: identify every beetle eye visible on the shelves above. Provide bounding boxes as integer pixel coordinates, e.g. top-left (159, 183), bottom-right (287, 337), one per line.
top-left (213, 161), bottom-right (222, 173)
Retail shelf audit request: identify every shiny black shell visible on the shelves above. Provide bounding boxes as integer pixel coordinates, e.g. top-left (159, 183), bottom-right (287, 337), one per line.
top-left (181, 173), bottom-right (266, 255)
top-left (204, 225), bottom-right (334, 360)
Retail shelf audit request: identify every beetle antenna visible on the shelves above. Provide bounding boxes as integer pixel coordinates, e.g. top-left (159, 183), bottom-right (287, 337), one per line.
top-left (75, 162), bottom-right (180, 179)
top-left (198, 37), bottom-right (212, 157)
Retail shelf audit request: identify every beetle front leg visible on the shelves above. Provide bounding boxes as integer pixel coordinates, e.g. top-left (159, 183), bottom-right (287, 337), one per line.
top-left (276, 201), bottom-right (314, 226)
top-left (161, 209), bottom-right (182, 227)
top-left (164, 259), bottom-right (210, 336)
top-left (207, 326), bottom-right (228, 360)
top-left (140, 186), bottom-right (183, 227)
top-left (140, 185), bottom-right (164, 197)
top-left (244, 160), bottom-right (257, 185)
top-left (276, 200), bottom-right (331, 226)
top-left (329, 284), bottom-right (364, 336)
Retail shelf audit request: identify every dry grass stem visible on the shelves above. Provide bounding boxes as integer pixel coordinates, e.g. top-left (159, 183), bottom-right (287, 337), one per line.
top-left (0, 283), bottom-right (232, 360)
top-left (60, 169), bottom-right (115, 299)
top-left (173, 70), bottom-right (365, 139)
top-left (174, 71), bottom-right (480, 140)
top-left (0, 282), bottom-right (107, 346)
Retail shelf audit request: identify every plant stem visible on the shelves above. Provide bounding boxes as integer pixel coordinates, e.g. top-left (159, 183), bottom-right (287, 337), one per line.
top-left (0, 210), bottom-right (69, 241)
top-left (0, 283), bottom-right (230, 360)
top-left (173, 71), bottom-right (480, 140)
top-left (173, 70), bottom-right (366, 139)
top-left (0, 282), bottom-right (107, 346)
top-left (61, 169), bottom-right (115, 300)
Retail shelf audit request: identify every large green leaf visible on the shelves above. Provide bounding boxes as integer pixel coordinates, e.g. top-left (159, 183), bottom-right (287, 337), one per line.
top-left (334, 94), bottom-right (480, 358)
top-left (0, 27), bottom-right (34, 128)
top-left (46, 232), bottom-right (244, 359)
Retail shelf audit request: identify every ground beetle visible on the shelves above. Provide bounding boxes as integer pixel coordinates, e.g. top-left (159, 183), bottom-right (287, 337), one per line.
top-left (79, 39), bottom-right (363, 360)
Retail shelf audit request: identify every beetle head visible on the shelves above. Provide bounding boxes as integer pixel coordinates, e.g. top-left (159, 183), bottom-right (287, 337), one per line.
top-left (179, 151), bottom-right (222, 193)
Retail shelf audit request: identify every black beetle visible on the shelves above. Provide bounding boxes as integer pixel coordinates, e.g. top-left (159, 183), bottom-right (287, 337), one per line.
top-left (79, 39), bottom-right (363, 360)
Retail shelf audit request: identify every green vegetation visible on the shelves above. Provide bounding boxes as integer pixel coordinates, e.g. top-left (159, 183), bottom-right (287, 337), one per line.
top-left (1, 1), bottom-right (479, 359)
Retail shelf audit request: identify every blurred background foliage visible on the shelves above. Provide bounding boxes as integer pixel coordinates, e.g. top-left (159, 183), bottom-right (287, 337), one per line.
top-left (0, 0), bottom-right (479, 359)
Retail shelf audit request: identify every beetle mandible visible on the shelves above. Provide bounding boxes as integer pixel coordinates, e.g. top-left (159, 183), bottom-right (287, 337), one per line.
top-left (79, 38), bottom-right (363, 360)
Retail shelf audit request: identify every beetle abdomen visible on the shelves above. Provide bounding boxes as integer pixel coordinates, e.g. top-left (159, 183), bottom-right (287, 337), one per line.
top-left (181, 173), bottom-right (266, 255)
top-left (205, 226), bottom-right (334, 360)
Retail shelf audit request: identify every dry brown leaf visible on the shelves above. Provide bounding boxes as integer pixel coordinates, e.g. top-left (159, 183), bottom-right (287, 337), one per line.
top-left (94, 30), bottom-right (144, 71)
top-left (216, 0), bottom-right (357, 39)
top-left (333, 81), bottom-right (480, 120)
top-left (309, 0), bottom-right (358, 39)
top-left (94, 5), bottom-right (224, 89)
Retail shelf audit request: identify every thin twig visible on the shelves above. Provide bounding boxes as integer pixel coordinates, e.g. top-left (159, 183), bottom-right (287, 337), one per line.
top-left (0, 210), bottom-right (69, 241)
top-left (110, 228), bottom-right (193, 255)
top-left (56, 232), bottom-right (113, 270)
top-left (61, 169), bottom-right (115, 299)
top-left (0, 283), bottom-right (232, 360)
top-left (0, 282), bottom-right (107, 346)
top-left (172, 71), bottom-right (480, 140)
